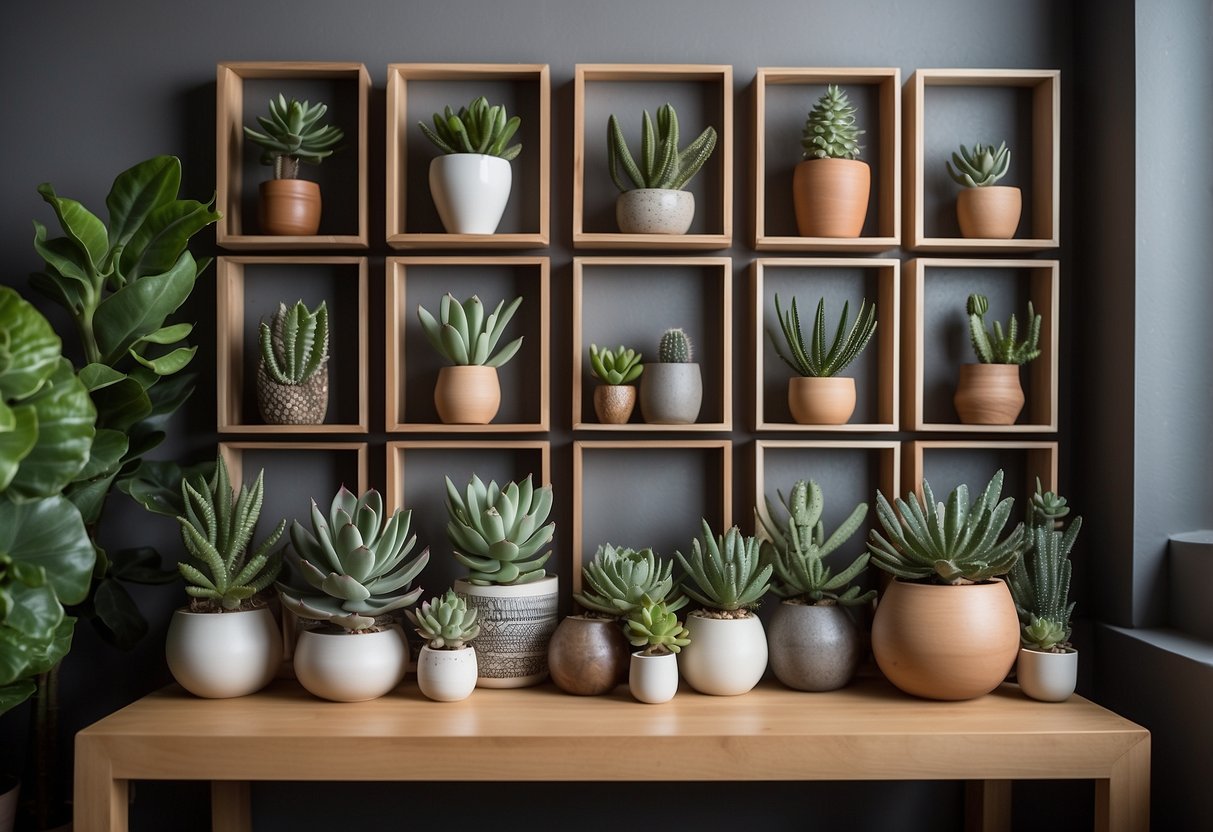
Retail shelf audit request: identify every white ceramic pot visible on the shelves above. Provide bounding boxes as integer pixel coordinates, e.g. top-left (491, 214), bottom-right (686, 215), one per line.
top-left (417, 645), bottom-right (478, 702)
top-left (429, 153), bottom-right (512, 234)
top-left (165, 608), bottom-right (282, 699)
top-left (293, 626), bottom-right (407, 702)
top-left (679, 612), bottom-right (768, 696)
top-left (629, 651), bottom-right (679, 704)
top-left (616, 188), bottom-right (695, 234)
top-left (0, 777), bottom-right (18, 832)
top-left (455, 575), bottom-right (559, 688)
top-left (1017, 647), bottom-right (1078, 702)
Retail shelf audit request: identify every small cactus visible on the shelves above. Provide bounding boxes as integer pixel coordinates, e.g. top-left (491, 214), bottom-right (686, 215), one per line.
top-left (657, 328), bottom-right (693, 363)
top-left (259, 300), bottom-right (329, 385)
top-left (947, 142), bottom-right (1011, 188)
top-left (802, 84), bottom-right (865, 160)
top-left (608, 103), bottom-right (717, 192)
top-left (967, 293), bottom-right (1041, 365)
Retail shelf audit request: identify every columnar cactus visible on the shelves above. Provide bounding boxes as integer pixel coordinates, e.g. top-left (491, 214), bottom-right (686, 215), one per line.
top-left (802, 84), bottom-right (865, 160)
top-left (259, 300), bottom-right (329, 385)
top-left (657, 328), bottom-right (693, 363)
top-left (1008, 479), bottom-right (1081, 652)
top-left (608, 103), bottom-right (717, 192)
top-left (967, 293), bottom-right (1041, 365)
top-left (946, 142), bottom-right (1011, 188)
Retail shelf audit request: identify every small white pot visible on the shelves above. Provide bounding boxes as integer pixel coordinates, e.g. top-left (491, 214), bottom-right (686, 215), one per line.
top-left (1017, 646), bottom-right (1078, 702)
top-left (165, 608), bottom-right (282, 699)
top-left (455, 575), bottom-right (559, 688)
top-left (429, 153), bottom-right (512, 234)
top-left (616, 188), bottom-right (695, 234)
top-left (417, 645), bottom-right (478, 702)
top-left (679, 612), bottom-right (768, 696)
top-left (629, 650), bottom-right (679, 704)
top-left (0, 777), bottom-right (18, 832)
top-left (293, 626), bottom-right (407, 702)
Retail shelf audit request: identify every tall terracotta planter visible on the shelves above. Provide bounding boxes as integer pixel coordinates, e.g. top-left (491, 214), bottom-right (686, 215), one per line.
top-left (435, 365), bottom-right (501, 424)
top-left (259, 179), bottom-right (321, 236)
top-left (788, 376), bottom-right (856, 425)
top-left (957, 186), bottom-right (1021, 239)
top-left (954, 363), bottom-right (1025, 425)
top-left (792, 158), bottom-right (870, 237)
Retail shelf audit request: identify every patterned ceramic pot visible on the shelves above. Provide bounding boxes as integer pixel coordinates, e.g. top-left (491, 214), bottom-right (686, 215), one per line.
top-left (454, 575), bottom-right (559, 688)
top-left (256, 361), bottom-right (328, 425)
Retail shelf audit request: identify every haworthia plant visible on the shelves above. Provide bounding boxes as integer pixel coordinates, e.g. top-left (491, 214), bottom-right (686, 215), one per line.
top-left (417, 293), bottom-right (523, 368)
top-left (243, 94), bottom-right (344, 180)
top-left (624, 595), bottom-right (691, 656)
top-left (406, 589), bottom-right (480, 650)
top-left (419, 96), bottom-right (522, 160)
top-left (608, 103), bottom-right (717, 192)
top-left (259, 300), bottom-right (328, 385)
top-left (589, 344), bottom-right (643, 386)
top-left (444, 474), bottom-right (555, 585)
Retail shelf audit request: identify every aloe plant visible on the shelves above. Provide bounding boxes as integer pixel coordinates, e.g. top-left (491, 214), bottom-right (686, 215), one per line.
top-left (259, 300), bottom-right (328, 385)
top-left (657, 328), bottom-right (693, 363)
top-left (802, 84), bottom-right (865, 160)
top-left (406, 589), bottom-right (480, 650)
top-left (589, 344), bottom-right (643, 385)
top-left (417, 293), bottom-right (523, 368)
top-left (608, 103), bottom-right (717, 192)
top-left (770, 294), bottom-right (876, 378)
top-left (445, 474), bottom-right (554, 585)
top-left (946, 142), bottom-right (1010, 188)
top-left (573, 544), bottom-right (685, 617)
top-left (419, 96), bottom-right (522, 161)
top-left (625, 595), bottom-right (691, 656)
top-left (675, 521), bottom-right (772, 613)
top-left (243, 94), bottom-right (344, 180)
top-left (967, 293), bottom-right (1041, 365)
top-left (1008, 480), bottom-right (1081, 651)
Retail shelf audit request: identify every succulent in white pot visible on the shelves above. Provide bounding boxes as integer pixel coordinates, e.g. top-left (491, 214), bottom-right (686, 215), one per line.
top-left (406, 589), bottom-right (481, 702)
top-left (624, 595), bottom-right (691, 704)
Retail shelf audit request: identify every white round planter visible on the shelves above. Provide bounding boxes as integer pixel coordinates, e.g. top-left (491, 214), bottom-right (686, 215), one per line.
top-left (679, 612), bottom-right (768, 696)
top-left (616, 188), bottom-right (695, 234)
top-left (165, 608), bottom-right (282, 699)
top-left (455, 575), bottom-right (559, 688)
top-left (429, 153), bottom-right (512, 234)
top-left (293, 626), bottom-right (407, 702)
top-left (0, 777), bottom-right (18, 832)
top-left (629, 651), bottom-right (679, 704)
top-left (417, 645), bottom-right (478, 702)
top-left (1017, 647), bottom-right (1078, 702)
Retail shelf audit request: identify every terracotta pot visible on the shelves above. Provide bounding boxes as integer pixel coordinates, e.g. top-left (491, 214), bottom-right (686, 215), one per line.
top-left (787, 376), bottom-right (856, 425)
top-left (256, 361), bottom-right (329, 425)
top-left (455, 575), bottom-right (559, 688)
top-left (957, 186), bottom-right (1022, 239)
top-left (679, 612), bottom-right (768, 696)
top-left (547, 615), bottom-right (631, 695)
top-left (616, 188), bottom-right (695, 234)
top-left (416, 645), bottom-right (478, 702)
top-left (630, 651), bottom-right (679, 704)
top-left (593, 384), bottom-right (637, 424)
top-left (434, 365), bottom-right (501, 424)
top-left (639, 363), bottom-right (702, 425)
top-left (1017, 647), bottom-right (1078, 702)
top-left (259, 179), bottom-right (321, 236)
top-left (429, 154), bottom-right (512, 234)
top-left (792, 158), bottom-right (871, 237)
top-left (871, 578), bottom-right (1020, 701)
top-left (954, 363), bottom-right (1025, 425)
top-left (293, 626), bottom-right (407, 702)
top-left (767, 601), bottom-right (864, 692)
top-left (165, 608), bottom-right (282, 699)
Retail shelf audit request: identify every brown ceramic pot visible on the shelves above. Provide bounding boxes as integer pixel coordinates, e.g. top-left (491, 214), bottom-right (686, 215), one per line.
top-left (256, 361), bottom-right (329, 425)
top-left (547, 615), bottom-right (631, 695)
top-left (792, 158), bottom-right (871, 237)
top-left (593, 384), bottom-right (637, 424)
top-left (788, 376), bottom-right (857, 425)
top-left (259, 179), bottom-right (321, 236)
top-left (953, 363), bottom-right (1025, 425)
top-left (434, 365), bottom-right (500, 424)
top-left (956, 186), bottom-right (1021, 239)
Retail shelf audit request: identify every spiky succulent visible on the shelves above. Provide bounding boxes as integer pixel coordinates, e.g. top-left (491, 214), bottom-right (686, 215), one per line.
top-left (657, 328), bottom-right (693, 363)
top-left (573, 544), bottom-right (686, 617)
top-left (259, 300), bottom-right (328, 385)
top-left (589, 344), bottom-right (643, 386)
top-left (756, 480), bottom-right (876, 606)
top-left (946, 141), bottom-right (1010, 187)
top-left (419, 96), bottom-right (522, 161)
top-left (176, 457), bottom-right (285, 612)
top-left (967, 293), bottom-right (1041, 365)
top-left (445, 474), bottom-right (554, 585)
top-left (625, 595), bottom-right (691, 656)
top-left (1008, 480), bottom-right (1081, 652)
top-left (243, 94), bottom-right (344, 180)
top-left (608, 103), bottom-right (717, 192)
top-left (770, 294), bottom-right (877, 378)
top-left (277, 487), bottom-right (429, 633)
top-left (675, 521), bottom-right (772, 613)
top-left (417, 293), bottom-right (523, 368)
top-left (802, 84), bottom-right (865, 160)
top-left (867, 470), bottom-right (1026, 585)
top-left (406, 589), bottom-right (480, 650)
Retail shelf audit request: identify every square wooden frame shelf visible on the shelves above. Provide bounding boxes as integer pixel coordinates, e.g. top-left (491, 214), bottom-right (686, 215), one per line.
top-left (572, 257), bottom-right (732, 431)
top-left (385, 440), bottom-right (552, 512)
top-left (573, 64), bottom-right (733, 250)
top-left (572, 440), bottom-right (732, 595)
top-left (752, 258), bottom-right (899, 432)
top-left (903, 258), bottom-right (1058, 432)
top-left (753, 68), bottom-right (900, 251)
top-left (905, 68), bottom-right (1060, 252)
top-left (386, 256), bottom-right (550, 433)
top-left (903, 440), bottom-right (1058, 504)
top-left (217, 441), bottom-right (369, 493)
top-left (216, 62), bottom-right (370, 249)
top-left (216, 257), bottom-right (369, 434)
top-left (386, 63), bottom-right (551, 249)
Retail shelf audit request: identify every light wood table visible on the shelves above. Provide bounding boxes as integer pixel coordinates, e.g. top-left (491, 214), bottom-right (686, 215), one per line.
top-left (74, 676), bottom-right (1149, 832)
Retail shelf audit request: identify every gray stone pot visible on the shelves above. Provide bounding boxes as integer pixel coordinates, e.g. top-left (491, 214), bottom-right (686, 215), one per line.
top-left (639, 363), bottom-right (702, 424)
top-left (767, 600), bottom-right (864, 691)
top-left (616, 188), bottom-right (695, 234)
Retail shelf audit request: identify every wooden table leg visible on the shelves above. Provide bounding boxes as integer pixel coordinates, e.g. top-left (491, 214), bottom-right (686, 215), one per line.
top-left (73, 739), bottom-right (128, 832)
top-left (212, 781), bottom-right (253, 832)
top-left (965, 780), bottom-right (1012, 832)
top-left (1096, 735), bottom-right (1151, 832)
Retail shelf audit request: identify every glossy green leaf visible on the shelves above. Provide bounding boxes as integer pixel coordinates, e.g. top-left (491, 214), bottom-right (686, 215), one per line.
top-left (144, 371), bottom-right (195, 420)
top-left (129, 345), bottom-right (195, 376)
top-left (117, 459), bottom-right (202, 517)
top-left (77, 363), bottom-right (125, 392)
top-left (103, 155), bottom-right (179, 255)
top-left (5, 581), bottom-right (63, 642)
top-left (28, 271), bottom-right (84, 316)
top-left (33, 221), bottom-right (95, 294)
top-left (90, 374), bottom-right (151, 433)
top-left (93, 251), bottom-right (197, 364)
top-left (0, 405), bottom-right (37, 492)
top-left (37, 184), bottom-right (108, 271)
top-left (6, 359), bottom-right (95, 500)
top-left (136, 323), bottom-right (193, 345)
top-left (108, 547), bottom-right (176, 585)
top-left (0, 286), bottom-right (61, 401)
top-left (0, 678), bottom-right (36, 715)
top-left (21, 616), bottom-right (75, 678)
top-left (65, 472), bottom-right (117, 527)
top-left (120, 198), bottom-right (220, 282)
top-left (93, 578), bottom-right (147, 650)
top-left (0, 495), bottom-right (94, 604)
top-left (76, 428), bottom-right (127, 481)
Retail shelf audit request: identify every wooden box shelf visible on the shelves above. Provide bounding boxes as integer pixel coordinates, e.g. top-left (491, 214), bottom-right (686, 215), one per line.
top-left (753, 439), bottom-right (899, 531)
top-left (753, 258), bottom-right (899, 432)
top-left (903, 440), bottom-right (1058, 504)
top-left (386, 63), bottom-right (550, 248)
top-left (386, 256), bottom-right (550, 433)
top-left (572, 257), bottom-right (732, 431)
top-left (753, 68), bottom-right (900, 251)
top-left (216, 62), bottom-right (369, 249)
top-left (216, 257), bottom-right (368, 434)
top-left (905, 68), bottom-right (1060, 251)
top-left (573, 64), bottom-right (733, 250)
top-left (903, 258), bottom-right (1058, 432)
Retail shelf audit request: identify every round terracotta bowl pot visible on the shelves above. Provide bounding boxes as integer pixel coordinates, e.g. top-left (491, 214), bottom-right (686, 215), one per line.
top-left (548, 615), bottom-right (631, 695)
top-left (954, 363), bottom-right (1025, 425)
top-left (871, 578), bottom-right (1020, 701)
top-left (259, 179), bottom-right (321, 236)
top-left (435, 365), bottom-right (501, 424)
top-left (957, 186), bottom-right (1022, 239)
top-left (792, 158), bottom-right (871, 238)
top-left (788, 376), bottom-right (857, 425)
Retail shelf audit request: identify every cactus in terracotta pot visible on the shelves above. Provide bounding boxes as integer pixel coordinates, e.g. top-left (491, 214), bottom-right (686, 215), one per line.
top-left (793, 84), bottom-right (870, 238)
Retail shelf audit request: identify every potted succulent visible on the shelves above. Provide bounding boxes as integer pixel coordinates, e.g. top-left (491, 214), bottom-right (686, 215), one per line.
top-left (946, 141), bottom-right (1020, 239)
top-left (624, 595), bottom-right (691, 704)
top-left (405, 589), bottom-right (481, 702)
top-left (954, 293), bottom-right (1041, 425)
top-left (588, 344), bottom-right (644, 424)
top-left (674, 521), bottom-right (773, 696)
top-left (1008, 480), bottom-right (1082, 702)
top-left (166, 457), bottom-right (285, 699)
top-left (866, 470), bottom-right (1026, 701)
top-left (417, 293), bottom-right (523, 425)
top-left (445, 474), bottom-right (558, 688)
top-left (639, 327), bottom-right (702, 425)
top-left (769, 293), bottom-right (877, 425)
top-left (257, 299), bottom-right (329, 425)
top-left (755, 480), bottom-right (876, 691)
top-left (419, 96), bottom-right (522, 234)
top-left (793, 84), bottom-right (869, 237)
top-left (276, 487), bottom-right (429, 702)
top-left (549, 544), bottom-right (685, 696)
top-left (607, 102), bottom-right (717, 234)
top-left (243, 94), bottom-right (344, 236)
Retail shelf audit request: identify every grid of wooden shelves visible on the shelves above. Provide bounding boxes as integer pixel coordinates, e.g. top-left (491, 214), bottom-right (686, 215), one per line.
top-left (573, 64), bottom-right (733, 250)
top-left (216, 62), bottom-right (370, 249)
top-left (753, 67), bottom-right (900, 251)
top-left (903, 440), bottom-right (1058, 503)
top-left (386, 63), bottom-right (551, 249)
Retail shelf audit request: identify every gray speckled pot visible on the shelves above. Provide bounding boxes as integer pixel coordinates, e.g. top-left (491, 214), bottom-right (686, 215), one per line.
top-left (639, 363), bottom-right (702, 424)
top-left (767, 600), bottom-right (864, 691)
top-left (616, 189), bottom-right (695, 234)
